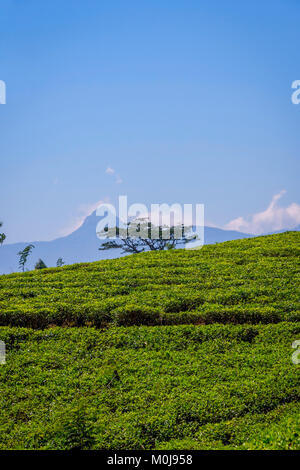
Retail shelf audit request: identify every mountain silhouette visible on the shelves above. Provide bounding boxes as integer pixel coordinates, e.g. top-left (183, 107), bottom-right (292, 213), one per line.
top-left (0, 211), bottom-right (298, 274)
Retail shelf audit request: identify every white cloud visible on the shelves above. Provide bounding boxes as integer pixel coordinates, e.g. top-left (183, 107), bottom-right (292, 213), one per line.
top-left (105, 166), bottom-right (123, 184)
top-left (224, 190), bottom-right (300, 234)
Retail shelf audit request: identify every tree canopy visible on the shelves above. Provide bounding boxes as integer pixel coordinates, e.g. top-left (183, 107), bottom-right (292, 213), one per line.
top-left (18, 244), bottom-right (35, 272)
top-left (99, 222), bottom-right (197, 254)
top-left (35, 259), bottom-right (47, 270)
top-left (0, 221), bottom-right (6, 245)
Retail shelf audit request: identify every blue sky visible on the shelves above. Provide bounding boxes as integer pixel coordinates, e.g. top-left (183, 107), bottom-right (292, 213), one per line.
top-left (0, 0), bottom-right (299, 242)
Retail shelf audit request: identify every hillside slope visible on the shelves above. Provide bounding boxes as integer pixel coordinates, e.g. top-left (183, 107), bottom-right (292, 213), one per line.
top-left (0, 323), bottom-right (299, 450)
top-left (0, 232), bottom-right (299, 450)
top-left (0, 232), bottom-right (299, 328)
top-left (0, 210), bottom-right (255, 274)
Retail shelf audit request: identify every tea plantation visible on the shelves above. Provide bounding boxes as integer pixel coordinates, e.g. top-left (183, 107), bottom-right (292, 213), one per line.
top-left (0, 232), bottom-right (299, 449)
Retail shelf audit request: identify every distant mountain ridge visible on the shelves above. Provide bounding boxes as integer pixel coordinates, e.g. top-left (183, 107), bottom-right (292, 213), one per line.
top-left (0, 211), bottom-right (298, 274)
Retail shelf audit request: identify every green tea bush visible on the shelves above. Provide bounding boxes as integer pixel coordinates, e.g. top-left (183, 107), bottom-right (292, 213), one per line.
top-left (0, 233), bottom-right (299, 450)
top-left (0, 323), bottom-right (299, 450)
top-left (0, 232), bottom-right (299, 328)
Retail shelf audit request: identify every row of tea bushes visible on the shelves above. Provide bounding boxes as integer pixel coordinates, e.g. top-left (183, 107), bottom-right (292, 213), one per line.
top-left (0, 232), bottom-right (299, 328)
top-left (0, 322), bottom-right (299, 449)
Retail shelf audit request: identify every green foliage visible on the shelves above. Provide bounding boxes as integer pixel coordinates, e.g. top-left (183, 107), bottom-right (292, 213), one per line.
top-left (35, 259), bottom-right (47, 270)
top-left (0, 221), bottom-right (6, 246)
top-left (51, 405), bottom-right (95, 450)
top-left (99, 222), bottom-right (194, 254)
top-left (156, 402), bottom-right (300, 450)
top-left (17, 244), bottom-right (35, 272)
top-left (0, 233), bottom-right (299, 450)
top-left (56, 257), bottom-right (64, 268)
top-left (0, 323), bottom-right (299, 449)
top-left (0, 232), bottom-right (298, 328)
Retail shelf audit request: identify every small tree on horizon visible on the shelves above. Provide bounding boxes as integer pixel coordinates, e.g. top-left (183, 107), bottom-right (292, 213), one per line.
top-left (56, 257), bottom-right (65, 267)
top-left (18, 244), bottom-right (35, 272)
top-left (35, 259), bottom-right (47, 270)
top-left (0, 221), bottom-right (6, 246)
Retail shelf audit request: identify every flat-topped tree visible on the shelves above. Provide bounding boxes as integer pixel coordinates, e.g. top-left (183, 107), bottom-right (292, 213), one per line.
top-left (99, 221), bottom-right (196, 254)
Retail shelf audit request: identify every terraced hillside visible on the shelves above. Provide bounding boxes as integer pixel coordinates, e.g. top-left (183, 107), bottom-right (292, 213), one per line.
top-left (0, 232), bottom-right (299, 450)
top-left (0, 232), bottom-right (299, 328)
